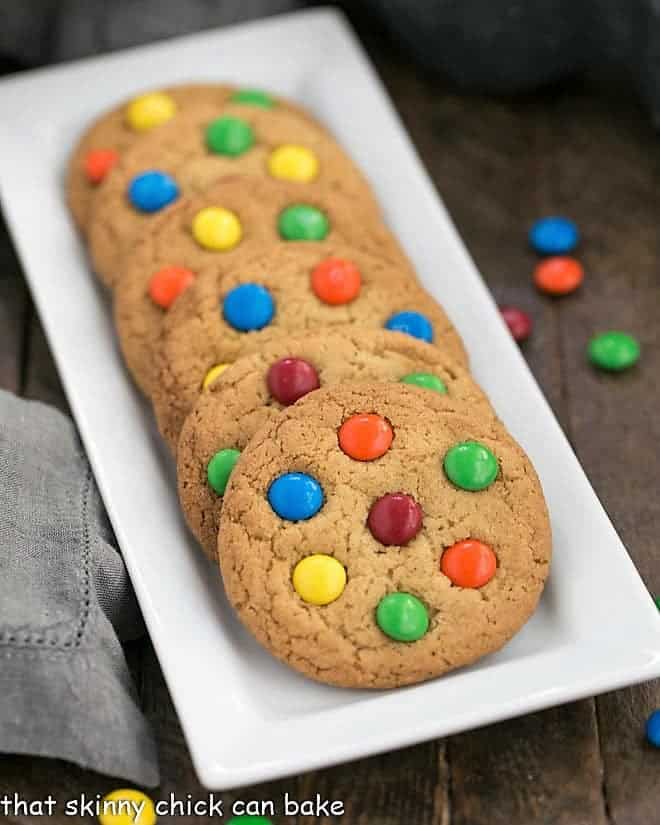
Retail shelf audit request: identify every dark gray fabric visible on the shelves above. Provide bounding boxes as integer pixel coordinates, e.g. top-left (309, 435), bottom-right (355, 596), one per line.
top-left (0, 390), bottom-right (158, 786)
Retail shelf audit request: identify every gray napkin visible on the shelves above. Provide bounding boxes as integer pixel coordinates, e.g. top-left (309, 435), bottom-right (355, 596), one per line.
top-left (0, 389), bottom-right (159, 787)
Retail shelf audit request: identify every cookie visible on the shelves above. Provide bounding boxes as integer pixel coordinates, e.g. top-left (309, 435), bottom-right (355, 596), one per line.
top-left (177, 329), bottom-right (493, 560)
top-left (115, 219), bottom-right (416, 398)
top-left (152, 243), bottom-right (467, 450)
top-left (87, 101), bottom-right (383, 286)
top-left (218, 382), bottom-right (551, 689)
top-left (67, 84), bottom-right (311, 233)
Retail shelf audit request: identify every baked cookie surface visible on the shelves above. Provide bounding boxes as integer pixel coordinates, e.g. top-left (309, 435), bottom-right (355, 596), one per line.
top-left (115, 207), bottom-right (416, 398)
top-left (178, 329), bottom-right (491, 559)
top-left (218, 382), bottom-right (552, 689)
top-left (87, 101), bottom-right (383, 285)
top-left (152, 244), bottom-right (467, 449)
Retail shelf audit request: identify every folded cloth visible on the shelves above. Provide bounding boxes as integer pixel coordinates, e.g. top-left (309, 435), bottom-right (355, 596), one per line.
top-left (0, 390), bottom-right (159, 787)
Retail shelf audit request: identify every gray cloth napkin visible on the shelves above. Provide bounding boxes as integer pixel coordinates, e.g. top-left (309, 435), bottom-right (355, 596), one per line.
top-left (0, 389), bottom-right (159, 787)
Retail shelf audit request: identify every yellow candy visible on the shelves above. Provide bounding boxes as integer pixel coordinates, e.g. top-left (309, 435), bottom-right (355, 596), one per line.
top-left (202, 362), bottom-right (230, 390)
top-left (268, 144), bottom-right (319, 183)
top-left (98, 789), bottom-right (156, 825)
top-left (292, 554), bottom-right (346, 605)
top-left (192, 207), bottom-right (242, 251)
top-left (125, 92), bottom-right (177, 132)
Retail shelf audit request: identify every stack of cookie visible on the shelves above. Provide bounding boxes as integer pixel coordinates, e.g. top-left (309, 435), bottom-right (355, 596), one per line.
top-left (68, 84), bottom-right (551, 689)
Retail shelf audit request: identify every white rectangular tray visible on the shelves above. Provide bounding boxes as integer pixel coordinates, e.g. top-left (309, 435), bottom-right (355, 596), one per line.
top-left (1, 7), bottom-right (659, 790)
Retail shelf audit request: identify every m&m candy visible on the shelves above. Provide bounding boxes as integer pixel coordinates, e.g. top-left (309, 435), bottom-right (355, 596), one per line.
top-left (207, 448), bottom-right (241, 495)
top-left (148, 265), bottom-right (194, 309)
top-left (529, 216), bottom-right (579, 255)
top-left (192, 207), bottom-right (242, 251)
top-left (206, 116), bottom-right (255, 157)
top-left (99, 789), bottom-right (156, 825)
top-left (202, 363), bottom-right (230, 390)
top-left (266, 357), bottom-right (320, 405)
top-left (84, 148), bottom-right (118, 184)
top-left (368, 493), bottom-right (423, 546)
top-left (646, 710), bottom-right (660, 747)
top-left (385, 311), bottom-right (433, 343)
top-left (588, 331), bottom-right (640, 372)
top-left (230, 89), bottom-right (275, 108)
top-left (444, 441), bottom-right (498, 491)
top-left (268, 472), bottom-right (324, 521)
top-left (338, 413), bottom-right (393, 461)
top-left (534, 256), bottom-right (584, 296)
top-left (222, 283), bottom-right (275, 332)
top-left (293, 554), bottom-right (346, 605)
top-left (376, 592), bottom-right (429, 642)
top-left (269, 144), bottom-right (319, 183)
top-left (125, 91), bottom-right (177, 132)
top-left (311, 258), bottom-right (361, 305)
top-left (500, 306), bottom-right (533, 342)
top-left (127, 170), bottom-right (179, 213)
top-left (400, 372), bottom-right (447, 393)
top-left (278, 204), bottom-right (329, 241)
top-left (441, 539), bottom-right (497, 588)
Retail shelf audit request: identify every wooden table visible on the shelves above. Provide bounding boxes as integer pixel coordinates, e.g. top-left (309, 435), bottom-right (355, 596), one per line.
top-left (1, 23), bottom-right (659, 824)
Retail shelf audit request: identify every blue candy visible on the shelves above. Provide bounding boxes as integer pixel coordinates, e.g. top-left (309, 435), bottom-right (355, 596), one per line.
top-left (127, 170), bottom-right (179, 213)
top-left (646, 709), bottom-right (660, 747)
top-left (529, 216), bottom-right (579, 255)
top-left (268, 472), bottom-right (324, 521)
top-left (385, 310), bottom-right (433, 343)
top-left (222, 283), bottom-right (275, 332)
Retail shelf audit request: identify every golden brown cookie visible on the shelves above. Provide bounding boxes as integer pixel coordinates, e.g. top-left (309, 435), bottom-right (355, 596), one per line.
top-left (87, 101), bottom-right (384, 286)
top-left (178, 330), bottom-right (493, 560)
top-left (115, 231), bottom-right (417, 398)
top-left (218, 382), bottom-right (552, 689)
top-left (152, 244), bottom-right (468, 450)
top-left (67, 84), bottom-right (311, 233)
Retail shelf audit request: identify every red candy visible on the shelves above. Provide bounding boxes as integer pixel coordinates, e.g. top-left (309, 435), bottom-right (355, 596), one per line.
top-left (311, 257), bottom-right (361, 305)
top-left (267, 357), bottom-right (320, 405)
top-left (534, 256), bottom-right (584, 296)
top-left (84, 148), bottom-right (119, 184)
top-left (367, 493), bottom-right (423, 546)
top-left (500, 306), bottom-right (533, 342)
top-left (148, 266), bottom-right (195, 309)
top-left (441, 539), bottom-right (497, 588)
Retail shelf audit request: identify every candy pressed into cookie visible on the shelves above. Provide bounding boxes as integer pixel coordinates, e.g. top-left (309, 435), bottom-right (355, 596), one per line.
top-left (87, 101), bottom-right (383, 285)
top-left (178, 329), bottom-right (491, 559)
top-left (152, 244), bottom-right (467, 449)
top-left (115, 223), bottom-right (416, 398)
top-left (67, 84), bottom-right (311, 233)
top-left (218, 382), bottom-right (552, 689)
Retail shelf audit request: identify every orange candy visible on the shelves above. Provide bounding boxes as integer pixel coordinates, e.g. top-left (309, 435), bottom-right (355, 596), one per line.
top-left (311, 257), bottom-right (361, 305)
top-left (84, 148), bottom-right (119, 184)
top-left (148, 266), bottom-right (195, 309)
top-left (441, 539), bottom-right (497, 588)
top-left (338, 413), bottom-right (393, 461)
top-left (534, 256), bottom-right (584, 296)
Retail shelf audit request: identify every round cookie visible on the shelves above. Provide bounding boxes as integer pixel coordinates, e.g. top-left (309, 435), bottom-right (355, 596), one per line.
top-left (67, 84), bottom-right (312, 233)
top-left (152, 244), bottom-right (468, 450)
top-left (115, 230), bottom-right (416, 398)
top-left (218, 382), bottom-right (552, 689)
top-left (88, 101), bottom-right (383, 286)
top-left (177, 329), bottom-right (493, 560)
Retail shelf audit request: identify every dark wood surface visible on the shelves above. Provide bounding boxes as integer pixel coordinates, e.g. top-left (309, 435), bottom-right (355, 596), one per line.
top-left (1, 25), bottom-right (660, 825)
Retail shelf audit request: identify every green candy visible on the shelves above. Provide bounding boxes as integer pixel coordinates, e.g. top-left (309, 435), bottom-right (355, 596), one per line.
top-left (444, 441), bottom-right (498, 491)
top-left (230, 89), bottom-right (275, 109)
top-left (206, 116), bottom-right (254, 157)
top-left (400, 372), bottom-right (447, 394)
top-left (376, 592), bottom-right (429, 642)
top-left (588, 331), bottom-right (640, 372)
top-left (207, 448), bottom-right (241, 495)
top-left (654, 595), bottom-right (660, 612)
top-left (227, 817), bottom-right (273, 825)
top-left (278, 204), bottom-right (329, 241)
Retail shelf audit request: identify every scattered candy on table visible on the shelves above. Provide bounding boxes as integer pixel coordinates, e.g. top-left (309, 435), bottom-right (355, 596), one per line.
top-left (529, 216), bottom-right (579, 255)
top-left (654, 595), bottom-right (660, 611)
top-left (534, 256), bottom-right (584, 296)
top-left (500, 306), bottom-right (533, 342)
top-left (588, 331), bottom-right (640, 372)
top-left (646, 710), bottom-right (660, 748)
